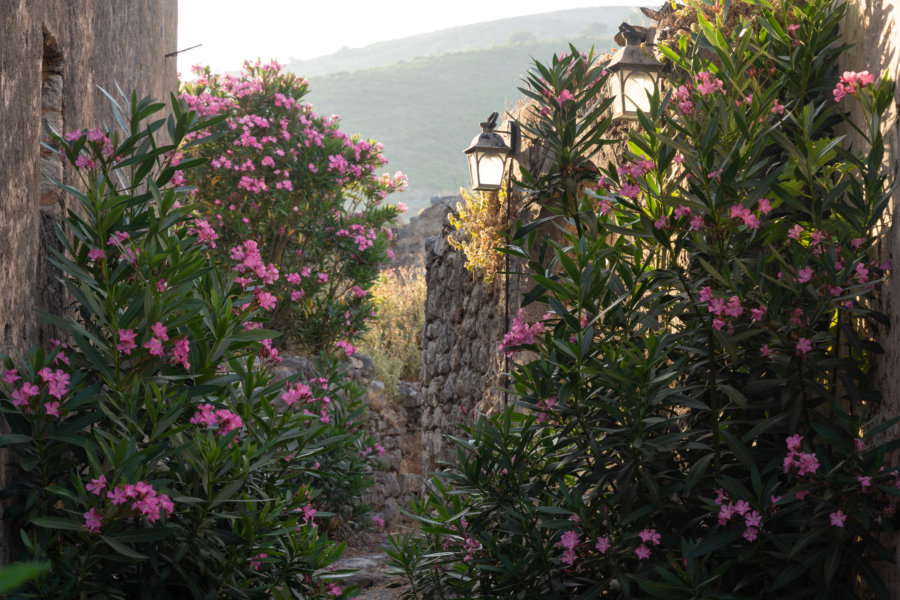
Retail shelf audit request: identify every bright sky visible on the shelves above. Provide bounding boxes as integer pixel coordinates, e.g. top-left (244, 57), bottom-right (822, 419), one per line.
top-left (177, 0), bottom-right (646, 75)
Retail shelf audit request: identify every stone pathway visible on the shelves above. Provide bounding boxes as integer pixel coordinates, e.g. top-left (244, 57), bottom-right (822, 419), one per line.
top-left (331, 550), bottom-right (404, 600)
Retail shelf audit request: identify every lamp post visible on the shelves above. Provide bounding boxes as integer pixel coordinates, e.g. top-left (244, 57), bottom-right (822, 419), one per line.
top-left (606, 28), bottom-right (661, 121)
top-left (463, 111), bottom-right (521, 409)
top-left (463, 112), bottom-right (520, 191)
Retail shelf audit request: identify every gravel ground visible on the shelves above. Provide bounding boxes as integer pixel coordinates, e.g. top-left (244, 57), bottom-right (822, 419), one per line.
top-left (336, 532), bottom-right (407, 600)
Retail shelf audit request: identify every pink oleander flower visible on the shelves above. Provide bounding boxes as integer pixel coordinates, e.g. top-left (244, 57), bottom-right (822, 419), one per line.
top-left (463, 537), bottom-right (482, 562)
top-left (44, 401), bottom-right (60, 418)
top-left (151, 322), bottom-right (168, 341)
top-left (690, 215), bottom-right (704, 230)
top-left (83, 508), bottom-right (104, 534)
top-left (559, 530), bottom-right (580, 550)
top-left (499, 309), bottom-right (545, 357)
top-left (88, 248), bottom-right (105, 261)
top-left (858, 475), bottom-right (872, 491)
top-left (595, 536), bottom-right (611, 554)
top-left (117, 329), bottom-right (137, 355)
top-left (620, 182), bottom-right (640, 199)
top-left (786, 434), bottom-right (803, 452)
top-left (86, 474), bottom-right (107, 496)
top-left (371, 515), bottom-right (385, 529)
top-left (556, 89), bottom-right (575, 106)
top-left (326, 582), bottom-right (342, 596)
top-left (634, 544), bottom-right (651, 560)
top-left (795, 337), bottom-right (812, 357)
top-left (797, 266), bottom-right (814, 283)
top-left (829, 509), bottom-right (847, 527)
top-left (144, 337), bottom-right (165, 357)
top-left (639, 528), bottom-right (661, 546)
top-left (771, 99), bottom-right (786, 115)
top-left (695, 71), bottom-right (724, 96)
top-left (172, 338), bottom-right (190, 369)
top-left (2, 369), bottom-right (20, 385)
top-left (257, 291), bottom-right (277, 311)
top-left (788, 224), bottom-right (804, 240)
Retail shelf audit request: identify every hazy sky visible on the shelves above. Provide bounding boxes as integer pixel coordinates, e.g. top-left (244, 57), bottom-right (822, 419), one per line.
top-left (177, 0), bottom-right (646, 75)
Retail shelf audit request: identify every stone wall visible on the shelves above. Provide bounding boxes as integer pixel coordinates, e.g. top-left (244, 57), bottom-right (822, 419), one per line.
top-left (0, 0), bottom-right (178, 564)
top-left (840, 0), bottom-right (900, 594)
top-left (1, 0), bottom-right (179, 353)
top-left (418, 103), bottom-right (630, 474)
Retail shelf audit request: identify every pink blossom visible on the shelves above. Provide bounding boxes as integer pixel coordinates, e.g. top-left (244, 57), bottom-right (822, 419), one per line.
top-left (499, 309), bottom-right (545, 357)
top-left (595, 536), bottom-right (611, 553)
top-left (695, 71), bottom-right (724, 96)
top-left (638, 528), bottom-right (661, 546)
top-left (786, 434), bottom-right (803, 452)
top-left (634, 544), bottom-right (651, 560)
top-left (117, 329), bottom-right (137, 355)
top-left (2, 369), bottom-right (20, 385)
top-left (788, 225), bottom-right (804, 240)
top-left (172, 338), bottom-right (190, 369)
top-left (556, 89), bottom-right (576, 106)
top-left (44, 401), bottom-right (60, 418)
top-left (757, 198), bottom-right (772, 215)
top-left (151, 322), bottom-right (169, 341)
top-left (86, 474), bottom-right (107, 495)
top-left (795, 337), bottom-right (812, 357)
top-left (620, 183), bottom-right (640, 199)
top-left (829, 510), bottom-right (847, 527)
top-left (797, 267), bottom-right (814, 283)
top-left (690, 215), bottom-right (704, 231)
top-left (88, 248), bottom-right (105, 261)
top-left (858, 475), bottom-right (872, 491)
top-left (257, 291), bottom-right (277, 311)
top-left (144, 337), bottom-right (165, 357)
top-left (771, 99), bottom-right (786, 115)
top-left (83, 508), bottom-right (104, 534)
top-left (760, 344), bottom-right (771, 357)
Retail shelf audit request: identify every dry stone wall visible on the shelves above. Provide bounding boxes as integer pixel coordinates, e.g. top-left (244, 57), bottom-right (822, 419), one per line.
top-left (1, 0), bottom-right (178, 352)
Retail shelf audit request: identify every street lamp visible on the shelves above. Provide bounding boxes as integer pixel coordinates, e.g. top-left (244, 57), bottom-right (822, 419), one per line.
top-left (606, 28), bottom-right (661, 121)
top-left (463, 112), bottom-right (520, 191)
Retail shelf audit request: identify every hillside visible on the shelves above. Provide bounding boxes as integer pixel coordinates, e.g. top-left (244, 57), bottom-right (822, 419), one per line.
top-left (292, 7), bottom-right (641, 214)
top-left (286, 6), bottom-right (639, 76)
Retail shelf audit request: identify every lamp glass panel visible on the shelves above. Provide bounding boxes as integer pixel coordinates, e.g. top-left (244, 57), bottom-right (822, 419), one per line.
top-left (623, 71), bottom-right (655, 114)
top-left (467, 152), bottom-right (480, 190)
top-left (476, 152), bottom-right (505, 189)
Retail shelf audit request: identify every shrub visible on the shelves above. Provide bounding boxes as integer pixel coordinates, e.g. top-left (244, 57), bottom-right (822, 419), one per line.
top-left (180, 60), bottom-right (408, 354)
top-left (0, 92), bottom-right (374, 599)
top-left (448, 187), bottom-right (507, 282)
top-left (386, 0), bottom-right (899, 598)
top-left (357, 266), bottom-right (427, 396)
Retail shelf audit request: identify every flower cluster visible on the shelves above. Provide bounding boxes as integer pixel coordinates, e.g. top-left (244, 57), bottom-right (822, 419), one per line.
top-left (190, 404), bottom-right (244, 435)
top-left (499, 309), bottom-right (546, 358)
top-left (83, 477), bottom-right (174, 533)
top-left (833, 70), bottom-right (875, 102)
top-left (2, 363), bottom-right (71, 420)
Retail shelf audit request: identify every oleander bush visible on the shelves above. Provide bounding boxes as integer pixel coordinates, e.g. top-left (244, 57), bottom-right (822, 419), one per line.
top-left (180, 60), bottom-right (408, 354)
top-left (386, 0), bottom-right (899, 598)
top-left (0, 92), bottom-right (374, 600)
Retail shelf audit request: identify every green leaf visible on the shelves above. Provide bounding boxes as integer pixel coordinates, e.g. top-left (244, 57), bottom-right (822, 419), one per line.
top-left (100, 535), bottom-right (149, 560)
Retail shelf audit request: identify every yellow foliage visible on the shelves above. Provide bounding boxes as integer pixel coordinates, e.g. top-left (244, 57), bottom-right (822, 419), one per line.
top-left (357, 267), bottom-right (427, 398)
top-left (447, 187), bottom-right (506, 282)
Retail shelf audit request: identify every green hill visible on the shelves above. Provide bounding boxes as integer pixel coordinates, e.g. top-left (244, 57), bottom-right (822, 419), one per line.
top-left (286, 7), bottom-right (639, 76)
top-left (291, 7), bottom-right (641, 214)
